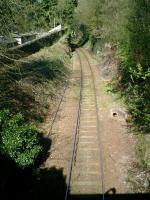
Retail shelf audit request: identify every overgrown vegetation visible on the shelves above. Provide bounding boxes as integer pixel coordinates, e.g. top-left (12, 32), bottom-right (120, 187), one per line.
top-left (0, 0), bottom-right (77, 58)
top-left (0, 0), bottom-right (75, 198)
top-left (0, 0), bottom-right (149, 195)
top-left (0, 0), bottom-right (78, 34)
top-left (74, 0), bottom-right (150, 134)
top-left (0, 43), bottom-right (70, 123)
top-left (0, 37), bottom-right (71, 199)
top-left (0, 110), bottom-right (42, 168)
top-left (0, 35), bottom-right (70, 197)
top-left (71, 0), bottom-right (150, 191)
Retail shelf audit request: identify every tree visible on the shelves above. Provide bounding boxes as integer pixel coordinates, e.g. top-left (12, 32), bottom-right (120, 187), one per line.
top-left (58, 0), bottom-right (78, 26)
top-left (0, 110), bottom-right (42, 168)
top-left (73, 0), bottom-right (150, 133)
top-left (119, 0), bottom-right (150, 132)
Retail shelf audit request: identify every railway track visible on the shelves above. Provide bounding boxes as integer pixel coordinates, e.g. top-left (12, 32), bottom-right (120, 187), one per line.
top-left (65, 48), bottom-right (105, 200)
top-left (47, 80), bottom-right (68, 137)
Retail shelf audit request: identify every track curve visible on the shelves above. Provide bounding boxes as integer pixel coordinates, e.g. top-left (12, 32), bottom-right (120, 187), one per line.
top-left (65, 48), bottom-right (105, 200)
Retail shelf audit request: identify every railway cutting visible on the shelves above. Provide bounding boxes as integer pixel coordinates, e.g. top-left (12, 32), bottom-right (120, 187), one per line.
top-left (65, 48), bottom-right (105, 199)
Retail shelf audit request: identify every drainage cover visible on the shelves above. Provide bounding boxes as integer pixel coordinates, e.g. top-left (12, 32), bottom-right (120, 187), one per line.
top-left (110, 108), bottom-right (127, 121)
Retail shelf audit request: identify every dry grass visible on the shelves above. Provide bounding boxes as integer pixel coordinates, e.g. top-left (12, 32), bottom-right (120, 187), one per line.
top-left (0, 36), bottom-right (71, 125)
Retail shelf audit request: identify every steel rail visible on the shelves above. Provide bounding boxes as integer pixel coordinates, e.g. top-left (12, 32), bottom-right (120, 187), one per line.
top-left (78, 48), bottom-right (105, 200)
top-left (65, 50), bottom-right (83, 200)
top-left (47, 80), bottom-right (68, 137)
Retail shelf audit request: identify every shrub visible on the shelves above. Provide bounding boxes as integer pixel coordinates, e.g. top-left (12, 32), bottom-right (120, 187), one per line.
top-left (0, 110), bottom-right (42, 168)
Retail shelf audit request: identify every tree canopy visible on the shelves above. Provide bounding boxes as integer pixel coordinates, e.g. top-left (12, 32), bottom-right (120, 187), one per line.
top-left (73, 0), bottom-right (150, 133)
top-left (0, 0), bottom-right (78, 35)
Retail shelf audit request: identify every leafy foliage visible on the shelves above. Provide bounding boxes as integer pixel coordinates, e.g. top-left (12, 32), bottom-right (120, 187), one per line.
top-left (117, 0), bottom-right (150, 133)
top-left (74, 0), bottom-right (150, 133)
top-left (0, 0), bottom-right (78, 35)
top-left (0, 110), bottom-right (42, 168)
top-left (59, 0), bottom-right (78, 25)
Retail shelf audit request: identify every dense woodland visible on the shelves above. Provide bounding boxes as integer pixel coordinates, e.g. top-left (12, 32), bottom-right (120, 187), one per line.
top-left (0, 0), bottom-right (150, 197)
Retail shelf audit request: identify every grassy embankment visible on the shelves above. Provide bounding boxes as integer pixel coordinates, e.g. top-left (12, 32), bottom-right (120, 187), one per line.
top-left (0, 36), bottom-right (71, 126)
top-left (89, 40), bottom-right (150, 192)
top-left (0, 36), bottom-right (72, 199)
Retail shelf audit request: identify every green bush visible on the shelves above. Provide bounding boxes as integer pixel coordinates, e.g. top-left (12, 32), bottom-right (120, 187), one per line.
top-left (117, 0), bottom-right (150, 133)
top-left (0, 110), bottom-right (42, 168)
